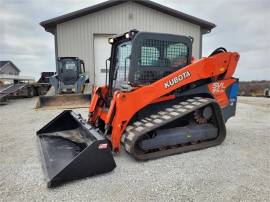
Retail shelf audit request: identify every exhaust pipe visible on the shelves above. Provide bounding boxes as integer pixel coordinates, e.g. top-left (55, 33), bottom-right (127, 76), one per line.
top-left (37, 110), bottom-right (116, 187)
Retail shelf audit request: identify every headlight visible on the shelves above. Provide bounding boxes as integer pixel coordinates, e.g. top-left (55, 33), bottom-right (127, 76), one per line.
top-left (125, 33), bottom-right (130, 38)
top-left (108, 38), bottom-right (114, 44)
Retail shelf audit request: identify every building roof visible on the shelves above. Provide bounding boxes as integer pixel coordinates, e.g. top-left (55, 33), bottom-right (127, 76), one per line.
top-left (40, 0), bottom-right (216, 33)
top-left (0, 61), bottom-right (21, 73)
top-left (0, 61), bottom-right (10, 68)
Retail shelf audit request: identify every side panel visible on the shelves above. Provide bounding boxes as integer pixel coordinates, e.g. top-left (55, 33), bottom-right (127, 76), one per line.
top-left (208, 79), bottom-right (236, 108)
top-left (176, 78), bottom-right (239, 122)
top-left (221, 80), bottom-right (239, 122)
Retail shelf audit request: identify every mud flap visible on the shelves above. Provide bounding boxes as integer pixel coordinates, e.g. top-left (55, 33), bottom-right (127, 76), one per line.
top-left (37, 110), bottom-right (116, 187)
top-left (36, 94), bottom-right (91, 110)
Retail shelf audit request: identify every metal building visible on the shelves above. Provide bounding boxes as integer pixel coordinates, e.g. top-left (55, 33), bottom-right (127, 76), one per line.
top-left (40, 0), bottom-right (215, 86)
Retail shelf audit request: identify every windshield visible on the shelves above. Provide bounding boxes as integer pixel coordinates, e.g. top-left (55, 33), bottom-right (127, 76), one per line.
top-left (113, 41), bottom-right (132, 89)
top-left (65, 62), bottom-right (76, 70)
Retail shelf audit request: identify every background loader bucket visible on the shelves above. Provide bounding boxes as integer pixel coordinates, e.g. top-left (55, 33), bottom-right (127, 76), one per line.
top-left (36, 94), bottom-right (91, 110)
top-left (37, 110), bottom-right (116, 187)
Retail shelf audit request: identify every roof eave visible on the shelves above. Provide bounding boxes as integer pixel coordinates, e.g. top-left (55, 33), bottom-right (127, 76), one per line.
top-left (41, 25), bottom-right (56, 35)
top-left (9, 61), bottom-right (21, 73)
top-left (201, 27), bottom-right (215, 35)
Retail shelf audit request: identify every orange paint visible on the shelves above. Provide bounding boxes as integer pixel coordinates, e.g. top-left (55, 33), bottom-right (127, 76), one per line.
top-left (208, 79), bottom-right (236, 108)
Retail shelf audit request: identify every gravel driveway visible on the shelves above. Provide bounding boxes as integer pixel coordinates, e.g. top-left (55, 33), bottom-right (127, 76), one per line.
top-left (0, 96), bottom-right (269, 201)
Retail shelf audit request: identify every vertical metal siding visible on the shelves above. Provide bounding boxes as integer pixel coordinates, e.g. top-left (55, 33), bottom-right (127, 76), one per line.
top-left (57, 1), bottom-right (201, 85)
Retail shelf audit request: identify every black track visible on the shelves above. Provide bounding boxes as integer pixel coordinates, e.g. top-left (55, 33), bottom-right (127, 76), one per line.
top-left (122, 97), bottom-right (226, 161)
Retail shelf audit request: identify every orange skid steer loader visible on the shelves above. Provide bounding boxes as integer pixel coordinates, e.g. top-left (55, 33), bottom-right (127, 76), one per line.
top-left (37, 30), bottom-right (240, 187)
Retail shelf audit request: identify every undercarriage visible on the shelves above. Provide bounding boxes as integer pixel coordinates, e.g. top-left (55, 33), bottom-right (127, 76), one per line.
top-left (122, 97), bottom-right (226, 160)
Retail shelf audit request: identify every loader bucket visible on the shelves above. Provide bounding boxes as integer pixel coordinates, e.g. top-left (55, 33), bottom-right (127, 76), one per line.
top-left (37, 110), bottom-right (116, 187)
top-left (35, 94), bottom-right (91, 110)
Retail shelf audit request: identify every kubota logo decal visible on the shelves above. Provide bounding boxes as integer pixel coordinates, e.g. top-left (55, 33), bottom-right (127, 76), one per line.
top-left (212, 82), bottom-right (225, 93)
top-left (164, 71), bottom-right (191, 88)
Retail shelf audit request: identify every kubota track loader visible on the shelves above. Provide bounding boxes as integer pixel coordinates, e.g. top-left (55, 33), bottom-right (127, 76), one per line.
top-left (37, 30), bottom-right (240, 187)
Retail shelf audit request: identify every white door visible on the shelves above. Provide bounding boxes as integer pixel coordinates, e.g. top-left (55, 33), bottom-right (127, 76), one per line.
top-left (94, 35), bottom-right (113, 86)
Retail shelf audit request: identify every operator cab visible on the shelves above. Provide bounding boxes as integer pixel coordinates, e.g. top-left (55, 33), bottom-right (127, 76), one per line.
top-left (107, 30), bottom-right (193, 96)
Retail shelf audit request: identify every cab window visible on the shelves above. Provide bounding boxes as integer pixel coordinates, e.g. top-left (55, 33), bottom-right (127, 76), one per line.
top-left (139, 39), bottom-right (189, 68)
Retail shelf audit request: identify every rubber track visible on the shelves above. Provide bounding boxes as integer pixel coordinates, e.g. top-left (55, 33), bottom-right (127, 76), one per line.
top-left (121, 97), bottom-right (226, 160)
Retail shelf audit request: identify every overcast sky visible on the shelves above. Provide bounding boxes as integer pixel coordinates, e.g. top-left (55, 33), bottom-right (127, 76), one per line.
top-left (1, 0), bottom-right (269, 81)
